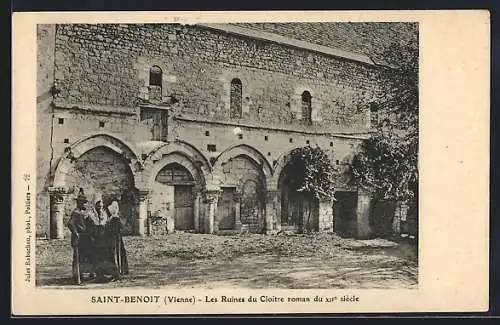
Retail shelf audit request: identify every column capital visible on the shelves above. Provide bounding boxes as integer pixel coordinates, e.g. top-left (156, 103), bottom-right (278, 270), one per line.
top-left (48, 186), bottom-right (68, 195)
top-left (204, 189), bottom-right (221, 203)
top-left (137, 189), bottom-right (149, 200)
top-left (266, 189), bottom-right (280, 199)
top-left (318, 196), bottom-right (334, 203)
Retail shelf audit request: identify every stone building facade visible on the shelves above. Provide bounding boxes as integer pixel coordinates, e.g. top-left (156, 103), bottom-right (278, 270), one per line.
top-left (36, 23), bottom-right (413, 239)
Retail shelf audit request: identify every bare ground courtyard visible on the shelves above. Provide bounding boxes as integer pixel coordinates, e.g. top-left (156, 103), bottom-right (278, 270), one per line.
top-left (36, 233), bottom-right (418, 289)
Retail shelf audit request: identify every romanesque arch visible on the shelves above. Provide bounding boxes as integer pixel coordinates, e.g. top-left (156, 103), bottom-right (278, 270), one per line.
top-left (52, 131), bottom-right (142, 188)
top-left (270, 148), bottom-right (302, 190)
top-left (272, 147), bottom-right (318, 233)
top-left (138, 141), bottom-right (211, 234)
top-left (212, 144), bottom-right (272, 187)
top-left (49, 132), bottom-right (141, 238)
top-left (212, 144), bottom-right (272, 233)
top-left (139, 140), bottom-right (211, 191)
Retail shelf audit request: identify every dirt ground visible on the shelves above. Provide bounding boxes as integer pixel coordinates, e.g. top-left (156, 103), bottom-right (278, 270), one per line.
top-left (36, 232), bottom-right (418, 289)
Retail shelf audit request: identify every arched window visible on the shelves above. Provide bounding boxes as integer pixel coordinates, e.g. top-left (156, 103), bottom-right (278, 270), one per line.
top-left (301, 91), bottom-right (312, 125)
top-left (149, 66), bottom-right (163, 102)
top-left (230, 78), bottom-right (243, 119)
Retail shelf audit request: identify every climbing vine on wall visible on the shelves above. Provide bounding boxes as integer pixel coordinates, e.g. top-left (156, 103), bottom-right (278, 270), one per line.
top-left (351, 34), bottom-right (419, 204)
top-left (286, 146), bottom-right (337, 200)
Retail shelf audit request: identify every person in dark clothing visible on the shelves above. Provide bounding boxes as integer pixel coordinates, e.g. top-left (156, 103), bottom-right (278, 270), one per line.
top-left (92, 200), bottom-right (129, 282)
top-left (106, 201), bottom-right (129, 280)
top-left (88, 193), bottom-right (109, 282)
top-left (66, 189), bottom-right (95, 284)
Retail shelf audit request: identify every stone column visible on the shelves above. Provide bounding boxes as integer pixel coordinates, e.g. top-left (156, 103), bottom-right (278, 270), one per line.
top-left (318, 198), bottom-right (334, 233)
top-left (193, 191), bottom-right (201, 232)
top-left (204, 189), bottom-right (221, 234)
top-left (136, 190), bottom-right (149, 236)
top-left (233, 192), bottom-right (242, 230)
top-left (275, 191), bottom-right (282, 232)
top-left (356, 191), bottom-right (372, 238)
top-left (265, 190), bottom-right (279, 234)
top-left (49, 187), bottom-right (67, 239)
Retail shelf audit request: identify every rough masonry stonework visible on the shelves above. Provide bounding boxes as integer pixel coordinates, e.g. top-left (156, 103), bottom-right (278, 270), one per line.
top-left (36, 23), bottom-right (416, 239)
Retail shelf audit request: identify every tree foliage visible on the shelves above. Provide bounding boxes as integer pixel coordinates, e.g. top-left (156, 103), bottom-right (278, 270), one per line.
top-left (351, 30), bottom-right (419, 203)
top-left (286, 146), bottom-right (337, 200)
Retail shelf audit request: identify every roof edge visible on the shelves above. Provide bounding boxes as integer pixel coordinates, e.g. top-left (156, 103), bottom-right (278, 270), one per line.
top-left (197, 23), bottom-right (378, 67)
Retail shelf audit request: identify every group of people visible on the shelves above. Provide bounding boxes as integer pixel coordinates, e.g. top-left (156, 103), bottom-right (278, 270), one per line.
top-left (67, 188), bottom-right (129, 284)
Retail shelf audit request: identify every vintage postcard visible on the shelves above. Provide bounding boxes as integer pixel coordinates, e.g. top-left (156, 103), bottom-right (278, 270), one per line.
top-left (12, 10), bottom-right (490, 315)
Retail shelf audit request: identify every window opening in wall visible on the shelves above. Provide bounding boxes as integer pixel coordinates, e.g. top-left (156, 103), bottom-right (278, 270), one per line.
top-left (205, 131), bottom-right (210, 136)
top-left (230, 78), bottom-right (242, 119)
top-left (207, 144), bottom-right (217, 152)
top-left (301, 90), bottom-right (312, 125)
top-left (306, 140), bottom-right (310, 144)
top-left (330, 142), bottom-right (334, 147)
top-left (336, 160), bottom-right (340, 165)
top-left (99, 121), bottom-right (105, 128)
top-left (238, 134), bottom-right (243, 140)
top-left (370, 102), bottom-right (379, 127)
top-left (149, 65), bottom-right (163, 102)
top-left (289, 138), bottom-right (293, 143)
top-left (64, 138), bottom-right (69, 144)
top-left (267, 152), bottom-right (271, 156)
top-left (58, 118), bottom-right (64, 125)
top-left (141, 107), bottom-right (168, 142)
top-left (264, 135), bottom-right (268, 141)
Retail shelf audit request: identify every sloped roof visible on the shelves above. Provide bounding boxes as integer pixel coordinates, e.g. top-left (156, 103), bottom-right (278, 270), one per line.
top-left (231, 22), bottom-right (418, 67)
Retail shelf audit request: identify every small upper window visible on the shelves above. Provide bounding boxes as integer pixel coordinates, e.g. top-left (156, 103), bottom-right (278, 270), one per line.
top-left (230, 78), bottom-right (243, 119)
top-left (301, 91), bottom-right (312, 125)
top-left (149, 66), bottom-right (162, 86)
top-left (149, 66), bottom-right (163, 102)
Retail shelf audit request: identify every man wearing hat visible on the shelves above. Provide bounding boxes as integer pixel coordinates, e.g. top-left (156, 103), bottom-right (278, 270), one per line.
top-left (66, 188), bottom-right (94, 284)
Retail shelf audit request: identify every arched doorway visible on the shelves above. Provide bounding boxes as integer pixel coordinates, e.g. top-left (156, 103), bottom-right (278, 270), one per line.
top-left (212, 144), bottom-right (271, 233)
top-left (278, 160), bottom-right (317, 233)
top-left (216, 155), bottom-right (266, 233)
top-left (63, 146), bottom-right (137, 235)
top-left (152, 162), bottom-right (196, 232)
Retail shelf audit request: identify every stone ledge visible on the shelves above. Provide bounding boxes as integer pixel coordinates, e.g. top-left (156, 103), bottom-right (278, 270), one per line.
top-left (53, 100), bottom-right (137, 116)
top-left (174, 114), bottom-right (372, 139)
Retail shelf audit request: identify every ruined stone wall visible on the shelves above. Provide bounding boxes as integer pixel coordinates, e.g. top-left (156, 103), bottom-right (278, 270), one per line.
top-left (173, 118), bottom-right (363, 185)
top-left (53, 23), bottom-right (379, 131)
top-left (36, 24), bottom-right (56, 237)
top-left (37, 23), bottom-right (384, 237)
top-left (63, 146), bottom-right (137, 235)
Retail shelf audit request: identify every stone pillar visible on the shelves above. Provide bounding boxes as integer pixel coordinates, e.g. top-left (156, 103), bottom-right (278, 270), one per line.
top-left (318, 198), bottom-right (334, 233)
top-left (204, 189), bottom-right (221, 234)
top-left (49, 187), bottom-right (67, 239)
top-left (265, 190), bottom-right (279, 234)
top-left (193, 191), bottom-right (201, 232)
top-left (233, 192), bottom-right (242, 230)
top-left (136, 190), bottom-right (149, 236)
top-left (356, 191), bottom-right (372, 238)
top-left (392, 203), bottom-right (401, 234)
top-left (275, 191), bottom-right (282, 232)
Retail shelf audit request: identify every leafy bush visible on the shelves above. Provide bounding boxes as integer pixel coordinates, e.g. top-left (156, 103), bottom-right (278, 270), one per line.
top-left (286, 146), bottom-right (337, 200)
